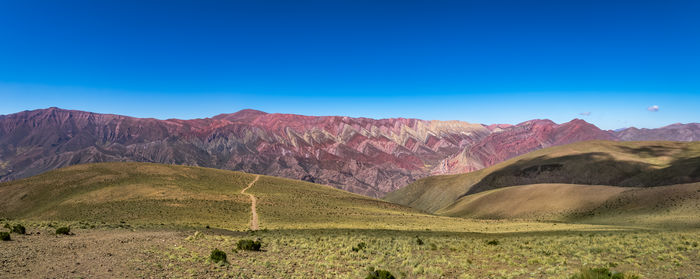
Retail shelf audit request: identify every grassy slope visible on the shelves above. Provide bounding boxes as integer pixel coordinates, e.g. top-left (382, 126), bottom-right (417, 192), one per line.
top-left (0, 162), bottom-right (619, 233)
top-left (385, 140), bottom-right (700, 214)
top-left (0, 163), bottom-right (253, 230)
top-left (437, 182), bottom-right (700, 227)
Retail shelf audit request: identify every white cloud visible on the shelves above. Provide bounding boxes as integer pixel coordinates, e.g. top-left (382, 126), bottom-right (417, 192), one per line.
top-left (578, 112), bottom-right (591, 116)
top-left (647, 105), bottom-right (659, 112)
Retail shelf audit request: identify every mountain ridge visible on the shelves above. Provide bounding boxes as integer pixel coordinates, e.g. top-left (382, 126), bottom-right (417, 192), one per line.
top-left (1, 107), bottom-right (698, 197)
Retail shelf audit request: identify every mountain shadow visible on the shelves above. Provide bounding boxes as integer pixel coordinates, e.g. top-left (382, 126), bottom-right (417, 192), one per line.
top-left (467, 152), bottom-right (700, 195)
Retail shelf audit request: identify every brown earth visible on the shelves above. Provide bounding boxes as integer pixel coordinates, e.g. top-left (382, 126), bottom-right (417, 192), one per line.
top-left (0, 227), bottom-right (186, 278)
top-left (241, 175), bottom-right (260, 230)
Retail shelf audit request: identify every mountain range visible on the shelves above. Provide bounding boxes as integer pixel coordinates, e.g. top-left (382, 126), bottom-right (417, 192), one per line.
top-left (0, 107), bottom-right (698, 197)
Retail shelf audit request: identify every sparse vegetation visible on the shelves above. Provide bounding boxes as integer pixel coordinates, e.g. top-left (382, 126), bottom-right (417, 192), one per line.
top-left (352, 242), bottom-right (367, 252)
top-left (366, 268), bottom-right (396, 279)
top-left (209, 248), bottom-right (227, 264)
top-left (11, 224), bottom-right (26, 235)
top-left (55, 227), bottom-right (70, 235)
top-left (236, 239), bottom-right (261, 251)
top-left (570, 267), bottom-right (639, 279)
top-left (0, 232), bottom-right (10, 241)
top-left (415, 236), bottom-right (424, 245)
top-left (0, 162), bottom-right (698, 278)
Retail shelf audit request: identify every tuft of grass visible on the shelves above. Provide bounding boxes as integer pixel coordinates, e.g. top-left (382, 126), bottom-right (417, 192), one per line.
top-left (237, 239), bottom-right (262, 251)
top-left (352, 242), bottom-right (367, 252)
top-left (55, 227), bottom-right (71, 235)
top-left (11, 224), bottom-right (26, 235)
top-left (570, 267), bottom-right (639, 279)
top-left (366, 269), bottom-right (396, 279)
top-left (209, 249), bottom-right (227, 264)
top-left (0, 232), bottom-right (10, 241)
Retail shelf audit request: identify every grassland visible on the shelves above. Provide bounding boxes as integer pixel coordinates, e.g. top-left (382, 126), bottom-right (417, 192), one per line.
top-left (2, 161), bottom-right (699, 278)
top-left (0, 162), bottom-right (617, 233)
top-left (385, 141), bottom-right (700, 218)
top-left (436, 183), bottom-right (700, 227)
top-left (2, 224), bottom-right (698, 278)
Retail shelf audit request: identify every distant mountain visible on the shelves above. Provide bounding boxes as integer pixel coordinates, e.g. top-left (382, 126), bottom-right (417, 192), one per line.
top-left (431, 119), bottom-right (616, 174)
top-left (615, 123), bottom-right (700, 141)
top-left (0, 108), bottom-right (697, 197)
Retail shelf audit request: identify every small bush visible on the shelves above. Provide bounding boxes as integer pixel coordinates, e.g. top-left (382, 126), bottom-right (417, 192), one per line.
top-left (56, 227), bottom-right (71, 235)
top-left (0, 232), bottom-right (10, 241)
top-left (352, 242), bottom-right (367, 252)
top-left (237, 239), bottom-right (262, 251)
top-left (11, 224), bottom-right (26, 235)
top-left (185, 231), bottom-right (204, 241)
top-left (210, 248), bottom-right (227, 264)
top-left (487, 240), bottom-right (499, 245)
top-left (570, 267), bottom-right (639, 279)
top-left (430, 243), bottom-right (437, 250)
top-left (366, 269), bottom-right (396, 279)
top-left (415, 236), bottom-right (424, 245)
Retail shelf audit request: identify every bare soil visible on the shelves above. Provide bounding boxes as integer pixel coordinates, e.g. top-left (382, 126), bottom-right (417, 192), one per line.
top-left (0, 227), bottom-right (185, 278)
top-left (241, 175), bottom-right (260, 230)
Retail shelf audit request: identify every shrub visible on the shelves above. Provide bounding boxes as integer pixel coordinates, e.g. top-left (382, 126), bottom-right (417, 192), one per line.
top-left (237, 239), bottom-right (262, 251)
top-left (185, 231), bottom-right (204, 241)
top-left (415, 236), bottom-right (424, 245)
top-left (11, 224), bottom-right (26, 235)
top-left (0, 232), bottom-right (10, 241)
top-left (55, 227), bottom-right (71, 235)
top-left (487, 240), bottom-right (499, 245)
top-left (570, 267), bottom-right (639, 279)
top-left (352, 242), bottom-right (367, 252)
top-left (210, 248), bottom-right (227, 264)
top-left (366, 269), bottom-right (396, 279)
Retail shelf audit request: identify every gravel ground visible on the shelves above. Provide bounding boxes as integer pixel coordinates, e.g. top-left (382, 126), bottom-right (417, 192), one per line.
top-left (0, 227), bottom-right (185, 279)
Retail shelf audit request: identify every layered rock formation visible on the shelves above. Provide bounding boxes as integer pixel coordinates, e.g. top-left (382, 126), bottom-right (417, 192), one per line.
top-left (0, 107), bottom-right (697, 197)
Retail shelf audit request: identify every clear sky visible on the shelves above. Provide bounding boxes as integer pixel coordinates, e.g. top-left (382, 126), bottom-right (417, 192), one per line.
top-left (1, 0), bottom-right (698, 129)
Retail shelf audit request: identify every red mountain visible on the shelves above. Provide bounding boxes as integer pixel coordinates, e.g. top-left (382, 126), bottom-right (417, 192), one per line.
top-left (431, 119), bottom-right (616, 174)
top-left (0, 108), bottom-right (696, 197)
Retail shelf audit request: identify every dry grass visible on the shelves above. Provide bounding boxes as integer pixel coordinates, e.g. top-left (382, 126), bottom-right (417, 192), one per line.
top-left (385, 140), bottom-right (700, 215)
top-left (437, 183), bottom-right (629, 219)
top-left (437, 182), bottom-right (700, 226)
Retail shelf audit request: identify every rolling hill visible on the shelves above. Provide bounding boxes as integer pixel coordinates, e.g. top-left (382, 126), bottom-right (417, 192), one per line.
top-left (436, 183), bottom-right (700, 227)
top-left (0, 162), bottom-right (436, 230)
top-left (1, 108), bottom-right (698, 198)
top-left (384, 140), bottom-right (700, 223)
top-left (0, 162), bottom-right (516, 232)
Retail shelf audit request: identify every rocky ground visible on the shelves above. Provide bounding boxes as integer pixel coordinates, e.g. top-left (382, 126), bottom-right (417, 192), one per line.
top-left (0, 227), bottom-right (186, 278)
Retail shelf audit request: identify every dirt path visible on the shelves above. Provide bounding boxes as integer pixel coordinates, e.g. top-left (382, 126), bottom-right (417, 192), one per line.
top-left (241, 175), bottom-right (260, 230)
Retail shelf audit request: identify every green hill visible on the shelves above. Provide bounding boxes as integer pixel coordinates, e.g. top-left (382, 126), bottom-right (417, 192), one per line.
top-left (3, 162), bottom-right (592, 232)
top-left (0, 162), bottom-right (439, 230)
top-left (384, 141), bottom-right (700, 218)
top-left (436, 182), bottom-right (700, 227)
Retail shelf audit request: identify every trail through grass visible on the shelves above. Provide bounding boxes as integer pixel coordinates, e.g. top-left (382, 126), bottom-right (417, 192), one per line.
top-left (241, 175), bottom-right (260, 230)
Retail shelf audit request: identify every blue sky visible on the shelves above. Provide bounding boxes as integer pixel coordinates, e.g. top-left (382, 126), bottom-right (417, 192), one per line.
top-left (1, 0), bottom-right (698, 129)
